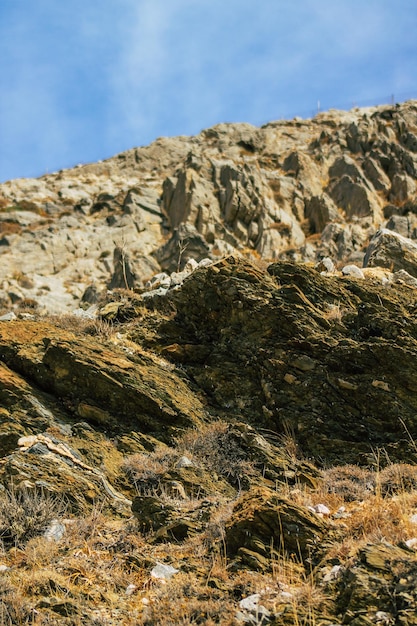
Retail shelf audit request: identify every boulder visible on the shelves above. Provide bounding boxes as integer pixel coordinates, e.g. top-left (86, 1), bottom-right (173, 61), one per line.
top-left (363, 156), bottom-right (391, 192)
top-left (305, 194), bottom-right (340, 233)
top-left (225, 487), bottom-right (331, 570)
top-left (385, 214), bottom-right (412, 238)
top-left (328, 155), bottom-right (365, 183)
top-left (389, 173), bottom-right (417, 203)
top-left (0, 322), bottom-right (204, 441)
top-left (153, 223), bottom-right (211, 273)
top-left (363, 228), bottom-right (417, 276)
top-left (159, 255), bottom-right (417, 464)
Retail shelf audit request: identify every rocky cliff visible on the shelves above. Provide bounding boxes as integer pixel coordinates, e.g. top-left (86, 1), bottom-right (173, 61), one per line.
top-left (2, 100), bottom-right (417, 312)
top-left (1, 104), bottom-right (417, 624)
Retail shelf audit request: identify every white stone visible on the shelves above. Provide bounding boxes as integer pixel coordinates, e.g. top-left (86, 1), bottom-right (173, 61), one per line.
top-left (146, 272), bottom-right (171, 290)
top-left (44, 519), bottom-right (66, 542)
top-left (239, 594), bottom-right (261, 611)
top-left (184, 258), bottom-right (198, 272)
top-left (374, 611), bottom-right (393, 624)
top-left (238, 594), bottom-right (271, 620)
top-left (175, 456), bottom-right (193, 468)
top-left (151, 563), bottom-right (179, 580)
top-left (323, 564), bottom-right (343, 582)
top-left (342, 264), bottom-right (365, 278)
top-left (313, 503), bottom-right (331, 516)
top-left (125, 584), bottom-right (137, 596)
top-left (0, 311), bottom-right (17, 321)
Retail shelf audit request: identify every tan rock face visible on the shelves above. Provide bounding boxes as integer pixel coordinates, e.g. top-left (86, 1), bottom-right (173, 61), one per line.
top-left (1, 101), bottom-right (417, 312)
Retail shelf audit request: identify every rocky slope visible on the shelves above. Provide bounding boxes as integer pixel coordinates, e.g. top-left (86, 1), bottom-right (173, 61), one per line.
top-left (2, 103), bottom-right (417, 624)
top-left (1, 255), bottom-right (417, 623)
top-left (1, 100), bottom-right (417, 312)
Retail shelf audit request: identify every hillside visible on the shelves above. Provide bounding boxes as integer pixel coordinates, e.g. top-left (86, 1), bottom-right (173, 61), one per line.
top-left (1, 103), bottom-right (417, 624)
top-left (1, 100), bottom-right (417, 312)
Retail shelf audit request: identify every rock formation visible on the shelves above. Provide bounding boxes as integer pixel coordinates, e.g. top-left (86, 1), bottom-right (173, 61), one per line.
top-left (2, 100), bottom-right (417, 312)
top-left (1, 103), bottom-right (417, 624)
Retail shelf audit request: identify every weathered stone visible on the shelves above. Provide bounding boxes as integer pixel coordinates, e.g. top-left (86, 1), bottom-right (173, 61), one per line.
top-left (0, 322), bottom-right (204, 441)
top-left (154, 223), bottom-right (211, 272)
top-left (329, 155), bottom-right (365, 183)
top-left (282, 151), bottom-right (323, 197)
top-left (385, 214), bottom-right (412, 237)
top-left (363, 156), bottom-right (391, 192)
top-left (337, 543), bottom-right (417, 624)
top-left (389, 173), bottom-right (417, 204)
top-left (328, 175), bottom-right (380, 219)
top-left (341, 265), bottom-right (365, 278)
top-left (363, 228), bottom-right (417, 276)
top-left (225, 487), bottom-right (331, 570)
top-left (305, 194), bottom-right (340, 233)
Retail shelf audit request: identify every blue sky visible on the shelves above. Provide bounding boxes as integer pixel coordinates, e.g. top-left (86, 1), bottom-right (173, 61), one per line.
top-left (0, 0), bottom-right (416, 182)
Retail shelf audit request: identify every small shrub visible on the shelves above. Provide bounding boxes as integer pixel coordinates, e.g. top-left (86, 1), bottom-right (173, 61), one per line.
top-left (0, 487), bottom-right (66, 548)
top-left (49, 314), bottom-right (116, 340)
top-left (379, 463), bottom-right (417, 495)
top-left (122, 448), bottom-right (178, 494)
top-left (177, 421), bottom-right (253, 489)
top-left (322, 465), bottom-right (375, 501)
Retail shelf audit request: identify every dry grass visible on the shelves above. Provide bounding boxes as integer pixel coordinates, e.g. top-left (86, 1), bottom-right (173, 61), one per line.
top-left (121, 447), bottom-right (178, 495)
top-left (49, 314), bottom-right (117, 340)
top-left (176, 421), bottom-right (254, 489)
top-left (0, 438), bottom-right (417, 624)
top-left (0, 487), bottom-right (66, 548)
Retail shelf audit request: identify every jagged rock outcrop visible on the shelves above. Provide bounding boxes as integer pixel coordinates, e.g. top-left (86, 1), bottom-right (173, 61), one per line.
top-left (134, 255), bottom-right (417, 465)
top-left (2, 103), bottom-right (417, 624)
top-left (1, 254), bottom-right (417, 622)
top-left (2, 101), bottom-right (417, 312)
top-left (364, 228), bottom-right (417, 276)
top-left (4, 253), bottom-right (417, 501)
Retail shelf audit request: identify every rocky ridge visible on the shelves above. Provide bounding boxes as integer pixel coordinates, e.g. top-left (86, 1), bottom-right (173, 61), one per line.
top-left (2, 100), bottom-right (417, 312)
top-left (1, 103), bottom-right (417, 623)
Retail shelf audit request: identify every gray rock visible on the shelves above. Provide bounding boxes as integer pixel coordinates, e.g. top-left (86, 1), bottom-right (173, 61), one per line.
top-left (364, 229), bottom-right (417, 277)
top-left (393, 269), bottom-right (417, 288)
top-left (175, 456), bottom-right (194, 468)
top-left (0, 311), bottom-right (17, 321)
top-left (389, 174), bottom-right (416, 203)
top-left (146, 272), bottom-right (171, 290)
top-left (154, 223), bottom-right (211, 273)
top-left (328, 175), bottom-right (380, 219)
top-left (385, 214), bottom-right (412, 238)
top-left (315, 257), bottom-right (335, 273)
top-left (44, 519), bottom-right (66, 542)
top-left (237, 594), bottom-right (271, 624)
top-left (363, 156), bottom-right (391, 192)
top-left (305, 194), bottom-right (340, 233)
top-left (341, 264), bottom-right (365, 278)
top-left (329, 155), bottom-right (365, 183)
